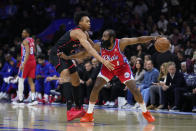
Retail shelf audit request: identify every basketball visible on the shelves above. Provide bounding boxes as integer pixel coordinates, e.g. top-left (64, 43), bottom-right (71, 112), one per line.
top-left (154, 37), bottom-right (171, 53)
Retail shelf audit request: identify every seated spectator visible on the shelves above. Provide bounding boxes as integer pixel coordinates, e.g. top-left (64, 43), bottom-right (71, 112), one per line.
top-left (160, 62), bottom-right (187, 111)
top-left (184, 41), bottom-right (193, 58)
top-left (0, 54), bottom-right (17, 100)
top-left (129, 56), bottom-right (137, 74)
top-left (101, 76), bottom-right (125, 107)
top-left (123, 59), bottom-right (145, 108)
top-left (136, 45), bottom-right (145, 60)
top-left (147, 62), bottom-right (168, 110)
top-left (35, 55), bottom-right (58, 103)
top-left (81, 61), bottom-right (98, 102)
top-left (180, 61), bottom-right (187, 74)
top-left (129, 60), bottom-right (159, 108)
top-left (144, 54), bottom-right (151, 69)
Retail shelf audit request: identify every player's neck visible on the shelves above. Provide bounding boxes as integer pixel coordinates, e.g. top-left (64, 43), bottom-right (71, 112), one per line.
top-left (107, 42), bottom-right (114, 50)
top-left (78, 25), bottom-right (85, 31)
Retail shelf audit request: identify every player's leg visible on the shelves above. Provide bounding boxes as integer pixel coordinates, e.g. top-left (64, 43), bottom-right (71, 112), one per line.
top-left (59, 69), bottom-right (73, 110)
top-left (125, 80), bottom-right (155, 122)
top-left (27, 77), bottom-right (38, 105)
top-left (12, 68), bottom-right (25, 105)
top-left (70, 71), bottom-right (83, 109)
top-left (80, 77), bottom-right (107, 122)
top-left (117, 64), bottom-right (155, 123)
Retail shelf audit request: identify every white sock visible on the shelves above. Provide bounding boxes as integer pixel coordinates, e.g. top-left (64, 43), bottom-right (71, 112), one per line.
top-left (44, 94), bottom-right (48, 101)
top-left (140, 102), bottom-right (147, 113)
top-left (31, 92), bottom-right (35, 101)
top-left (87, 103), bottom-right (95, 113)
top-left (38, 93), bottom-right (42, 99)
top-left (18, 78), bottom-right (24, 101)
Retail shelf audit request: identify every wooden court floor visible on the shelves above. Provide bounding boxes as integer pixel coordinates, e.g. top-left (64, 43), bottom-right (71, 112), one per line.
top-left (0, 103), bottom-right (196, 131)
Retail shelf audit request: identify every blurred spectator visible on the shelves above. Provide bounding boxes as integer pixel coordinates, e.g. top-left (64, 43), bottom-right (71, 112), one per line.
top-left (129, 56), bottom-right (137, 74)
top-left (52, 24), bottom-right (66, 44)
top-left (157, 15), bottom-right (168, 33)
top-left (152, 50), bottom-right (179, 71)
top-left (126, 59), bottom-right (145, 106)
top-left (180, 62), bottom-right (187, 73)
top-left (169, 28), bottom-right (183, 45)
top-left (82, 61), bottom-right (97, 101)
top-left (129, 60), bottom-right (159, 107)
top-left (35, 38), bottom-right (43, 56)
top-left (136, 45), bottom-right (145, 60)
top-left (160, 62), bottom-right (187, 111)
top-left (35, 54), bottom-right (58, 103)
top-left (133, 1), bottom-right (148, 17)
top-left (147, 62), bottom-right (168, 110)
top-left (184, 41), bottom-right (193, 58)
top-left (0, 54), bottom-right (17, 100)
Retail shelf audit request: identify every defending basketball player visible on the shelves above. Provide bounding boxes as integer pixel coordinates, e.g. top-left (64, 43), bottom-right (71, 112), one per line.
top-left (13, 28), bottom-right (37, 106)
top-left (49, 12), bottom-right (114, 121)
top-left (59, 29), bottom-right (161, 123)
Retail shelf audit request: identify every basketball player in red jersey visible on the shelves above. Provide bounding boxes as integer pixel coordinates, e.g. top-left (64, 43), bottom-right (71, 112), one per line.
top-left (59, 29), bottom-right (160, 123)
top-left (13, 28), bottom-right (37, 106)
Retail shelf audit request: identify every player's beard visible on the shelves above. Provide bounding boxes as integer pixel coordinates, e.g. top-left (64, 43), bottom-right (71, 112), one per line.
top-left (101, 39), bottom-right (111, 49)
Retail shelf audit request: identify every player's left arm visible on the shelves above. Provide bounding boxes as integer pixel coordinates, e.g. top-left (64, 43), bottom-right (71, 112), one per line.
top-left (119, 36), bottom-right (159, 51)
top-left (21, 40), bottom-right (30, 70)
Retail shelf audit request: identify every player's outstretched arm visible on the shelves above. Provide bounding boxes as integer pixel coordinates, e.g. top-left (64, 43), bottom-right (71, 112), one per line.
top-left (120, 36), bottom-right (160, 51)
top-left (58, 44), bottom-right (100, 60)
top-left (73, 30), bottom-right (114, 70)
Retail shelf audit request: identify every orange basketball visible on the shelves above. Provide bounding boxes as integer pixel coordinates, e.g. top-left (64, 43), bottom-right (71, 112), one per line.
top-left (154, 37), bottom-right (171, 53)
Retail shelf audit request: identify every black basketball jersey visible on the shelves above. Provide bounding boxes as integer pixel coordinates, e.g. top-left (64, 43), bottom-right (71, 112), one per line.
top-left (51, 27), bottom-right (83, 56)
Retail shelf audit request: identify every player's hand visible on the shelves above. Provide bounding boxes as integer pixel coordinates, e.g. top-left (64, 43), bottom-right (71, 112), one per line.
top-left (154, 35), bottom-right (162, 41)
top-left (57, 52), bottom-right (70, 60)
top-left (102, 60), bottom-right (115, 71)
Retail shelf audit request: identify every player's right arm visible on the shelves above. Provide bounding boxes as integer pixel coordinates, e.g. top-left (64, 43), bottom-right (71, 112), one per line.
top-left (20, 40), bottom-right (30, 70)
top-left (71, 30), bottom-right (114, 70)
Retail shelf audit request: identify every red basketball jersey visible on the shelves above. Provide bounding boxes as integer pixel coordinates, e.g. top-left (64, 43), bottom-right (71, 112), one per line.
top-left (101, 39), bottom-right (129, 69)
top-left (21, 37), bottom-right (36, 63)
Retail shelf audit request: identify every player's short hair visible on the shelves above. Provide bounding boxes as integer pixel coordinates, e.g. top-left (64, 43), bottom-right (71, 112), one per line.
top-left (105, 29), bottom-right (116, 39)
top-left (23, 28), bottom-right (31, 36)
top-left (74, 11), bottom-right (89, 25)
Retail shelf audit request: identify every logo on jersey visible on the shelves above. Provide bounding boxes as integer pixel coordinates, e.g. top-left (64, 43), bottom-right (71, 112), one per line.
top-left (103, 55), bottom-right (119, 61)
top-left (124, 72), bottom-right (130, 78)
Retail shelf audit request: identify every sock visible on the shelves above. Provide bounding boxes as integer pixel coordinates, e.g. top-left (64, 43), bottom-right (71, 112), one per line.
top-left (44, 94), bottom-right (49, 101)
top-left (61, 83), bottom-right (73, 110)
top-left (31, 92), bottom-right (35, 101)
top-left (140, 102), bottom-right (147, 113)
top-left (87, 103), bottom-right (95, 113)
top-left (38, 93), bottom-right (42, 99)
top-left (18, 77), bottom-right (24, 101)
top-left (72, 85), bottom-right (82, 109)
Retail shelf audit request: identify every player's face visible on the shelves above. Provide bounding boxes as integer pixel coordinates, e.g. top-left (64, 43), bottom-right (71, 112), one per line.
top-left (101, 31), bottom-right (112, 48)
top-left (80, 16), bottom-right (91, 31)
top-left (22, 30), bottom-right (28, 39)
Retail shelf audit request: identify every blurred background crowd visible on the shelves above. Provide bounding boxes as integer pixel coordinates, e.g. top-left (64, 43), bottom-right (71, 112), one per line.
top-left (0, 0), bottom-right (196, 112)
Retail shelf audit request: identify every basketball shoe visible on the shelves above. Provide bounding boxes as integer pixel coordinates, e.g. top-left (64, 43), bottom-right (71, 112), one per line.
top-left (80, 113), bottom-right (94, 122)
top-left (142, 111), bottom-right (155, 123)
